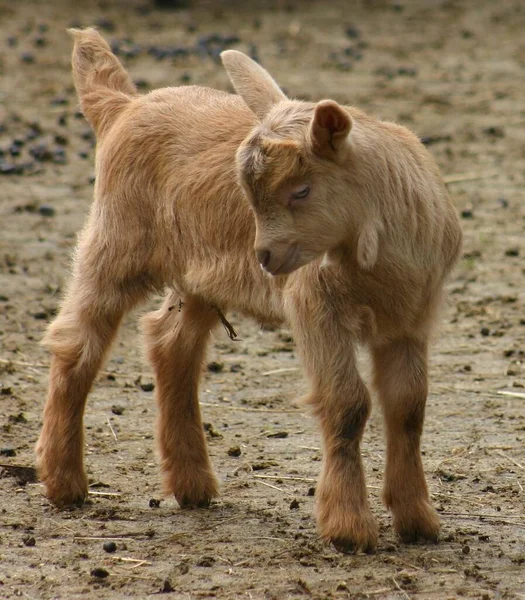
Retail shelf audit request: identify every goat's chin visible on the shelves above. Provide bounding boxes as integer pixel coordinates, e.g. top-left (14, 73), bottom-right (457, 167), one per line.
top-left (267, 250), bottom-right (323, 277)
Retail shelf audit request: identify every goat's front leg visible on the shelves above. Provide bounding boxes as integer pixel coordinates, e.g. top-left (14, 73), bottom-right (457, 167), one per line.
top-left (287, 297), bottom-right (378, 552)
top-left (372, 337), bottom-right (440, 542)
top-left (143, 294), bottom-right (220, 508)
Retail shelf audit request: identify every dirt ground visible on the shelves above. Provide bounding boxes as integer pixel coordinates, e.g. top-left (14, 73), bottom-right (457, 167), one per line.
top-left (1, 0), bottom-right (524, 598)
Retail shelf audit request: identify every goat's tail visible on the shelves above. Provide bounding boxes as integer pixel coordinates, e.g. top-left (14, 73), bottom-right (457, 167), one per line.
top-left (68, 27), bottom-right (137, 138)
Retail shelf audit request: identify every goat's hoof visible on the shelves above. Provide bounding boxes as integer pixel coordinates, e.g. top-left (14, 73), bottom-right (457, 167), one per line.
top-left (175, 493), bottom-right (214, 509)
top-left (166, 470), bottom-right (219, 509)
top-left (318, 510), bottom-right (379, 554)
top-left (331, 536), bottom-right (377, 555)
top-left (36, 445), bottom-right (88, 507)
top-left (40, 470), bottom-right (88, 507)
top-left (393, 501), bottom-right (441, 543)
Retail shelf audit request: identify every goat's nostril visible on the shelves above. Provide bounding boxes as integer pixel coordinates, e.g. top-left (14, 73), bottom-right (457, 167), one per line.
top-left (257, 249), bottom-right (271, 268)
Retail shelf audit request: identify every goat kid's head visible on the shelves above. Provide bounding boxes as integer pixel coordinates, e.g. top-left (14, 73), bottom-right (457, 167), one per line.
top-left (221, 50), bottom-right (353, 276)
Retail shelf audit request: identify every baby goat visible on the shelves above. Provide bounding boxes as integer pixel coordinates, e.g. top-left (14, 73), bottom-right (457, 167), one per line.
top-left (36, 28), bottom-right (462, 553)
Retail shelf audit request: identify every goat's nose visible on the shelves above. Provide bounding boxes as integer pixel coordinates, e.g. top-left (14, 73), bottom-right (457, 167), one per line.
top-left (256, 249), bottom-right (271, 268)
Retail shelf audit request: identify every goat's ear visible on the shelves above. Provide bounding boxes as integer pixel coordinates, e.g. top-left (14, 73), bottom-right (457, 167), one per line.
top-left (221, 50), bottom-right (287, 120)
top-left (310, 100), bottom-right (352, 157)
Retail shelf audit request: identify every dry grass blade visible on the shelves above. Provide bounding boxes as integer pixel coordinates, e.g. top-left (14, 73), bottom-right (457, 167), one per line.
top-left (88, 490), bottom-right (122, 498)
top-left (254, 479), bottom-right (286, 493)
top-left (443, 169), bottom-right (499, 184)
top-left (497, 390), bottom-right (525, 400)
top-left (262, 367), bottom-right (300, 376)
top-left (107, 417), bottom-right (118, 441)
top-left (253, 474), bottom-right (316, 482)
top-left (392, 577), bottom-right (410, 599)
top-left (199, 401), bottom-right (297, 413)
top-left (494, 449), bottom-right (524, 471)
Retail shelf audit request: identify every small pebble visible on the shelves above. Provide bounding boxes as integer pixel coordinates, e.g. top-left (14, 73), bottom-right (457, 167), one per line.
top-left (140, 382), bottom-right (155, 392)
top-left (134, 78), bottom-right (149, 89)
top-left (95, 17), bottom-right (116, 32)
top-left (23, 535), bottom-right (36, 547)
top-left (54, 134), bottom-right (68, 146)
top-left (483, 126), bottom-right (504, 138)
top-left (1, 447), bottom-right (16, 457)
top-left (480, 327), bottom-right (490, 336)
top-left (9, 143), bottom-right (21, 157)
top-left (461, 208), bottom-right (473, 219)
top-left (227, 445), bottom-right (241, 457)
top-left (103, 541), bottom-right (117, 553)
top-left (207, 361), bottom-right (224, 373)
top-left (149, 498), bottom-right (161, 508)
top-left (111, 405), bottom-right (124, 415)
top-left (462, 544), bottom-right (471, 555)
top-left (289, 498), bottom-right (300, 510)
top-left (196, 556), bottom-right (215, 567)
top-left (53, 148), bottom-right (67, 164)
top-left (345, 25), bottom-right (360, 39)
top-left (33, 311), bottom-right (48, 320)
top-left (90, 567), bottom-right (109, 579)
top-left (505, 247), bottom-right (519, 257)
top-left (307, 487), bottom-right (316, 497)
top-left (161, 579), bottom-right (175, 593)
top-left (30, 143), bottom-right (52, 161)
top-left (21, 52), bottom-right (35, 63)
top-left (39, 204), bottom-right (56, 217)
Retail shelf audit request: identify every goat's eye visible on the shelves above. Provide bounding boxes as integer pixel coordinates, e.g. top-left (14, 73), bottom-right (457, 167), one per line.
top-left (291, 186), bottom-right (310, 201)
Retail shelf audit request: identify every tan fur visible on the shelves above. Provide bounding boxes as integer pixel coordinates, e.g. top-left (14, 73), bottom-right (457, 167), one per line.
top-left (36, 31), bottom-right (462, 552)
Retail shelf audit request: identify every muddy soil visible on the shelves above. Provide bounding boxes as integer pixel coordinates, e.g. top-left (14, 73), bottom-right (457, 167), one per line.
top-left (1, 0), bottom-right (524, 598)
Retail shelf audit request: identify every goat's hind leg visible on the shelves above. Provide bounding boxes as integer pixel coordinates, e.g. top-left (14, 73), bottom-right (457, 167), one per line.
top-left (143, 294), bottom-right (220, 508)
top-left (372, 337), bottom-right (440, 542)
top-left (36, 233), bottom-right (149, 506)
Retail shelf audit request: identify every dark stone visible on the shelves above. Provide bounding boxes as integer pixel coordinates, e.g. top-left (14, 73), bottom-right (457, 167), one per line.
top-left (39, 204), bottom-right (56, 217)
top-left (345, 25), bottom-right (361, 39)
top-left (20, 52), bottom-right (35, 64)
top-left (50, 96), bottom-right (68, 106)
top-left (160, 579), bottom-right (175, 593)
top-left (90, 567), bottom-right (109, 579)
top-left (227, 445), bottom-right (241, 457)
top-left (103, 541), bottom-right (117, 553)
top-left (95, 18), bottom-right (116, 32)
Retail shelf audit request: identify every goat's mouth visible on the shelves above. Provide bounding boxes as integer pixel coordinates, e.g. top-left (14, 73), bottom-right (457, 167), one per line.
top-left (268, 244), bottom-right (300, 276)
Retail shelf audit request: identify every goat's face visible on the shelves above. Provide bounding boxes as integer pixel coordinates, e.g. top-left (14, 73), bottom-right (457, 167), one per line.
top-left (237, 101), bottom-right (353, 276)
